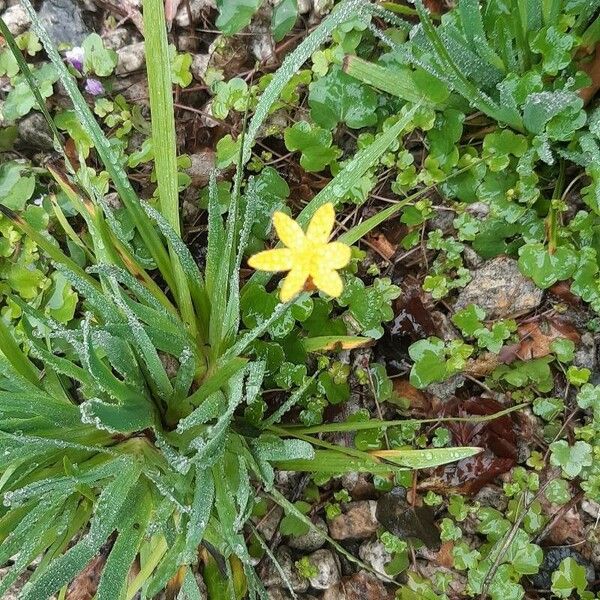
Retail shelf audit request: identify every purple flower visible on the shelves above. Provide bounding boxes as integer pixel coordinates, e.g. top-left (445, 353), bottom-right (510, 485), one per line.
top-left (84, 78), bottom-right (104, 96)
top-left (65, 46), bottom-right (84, 71)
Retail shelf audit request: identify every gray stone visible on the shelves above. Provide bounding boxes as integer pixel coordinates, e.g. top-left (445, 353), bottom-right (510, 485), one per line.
top-left (307, 549), bottom-right (341, 590)
top-left (175, 0), bottom-right (216, 27)
top-left (426, 374), bottom-right (465, 402)
top-left (463, 245), bottom-right (484, 269)
top-left (38, 0), bottom-right (90, 45)
top-left (191, 53), bottom-right (210, 82)
top-left (313, 0), bottom-right (333, 17)
top-left (103, 27), bottom-right (135, 51)
top-left (328, 500), bottom-right (379, 540)
top-left (358, 539), bottom-right (392, 576)
top-left (177, 34), bottom-right (197, 53)
top-left (263, 546), bottom-right (309, 593)
top-left (574, 332), bottom-right (596, 372)
top-left (582, 499), bottom-right (600, 519)
top-left (2, 4), bottom-right (30, 35)
top-left (186, 150), bottom-right (216, 188)
top-left (455, 256), bottom-right (543, 319)
top-left (17, 112), bottom-right (54, 150)
top-left (255, 503), bottom-right (283, 540)
top-left (297, 0), bottom-right (312, 14)
top-left (116, 42), bottom-right (146, 75)
top-left (288, 517), bottom-right (327, 552)
top-left (250, 26), bottom-right (276, 65)
top-left (267, 589), bottom-right (294, 600)
top-left (322, 571), bottom-right (389, 600)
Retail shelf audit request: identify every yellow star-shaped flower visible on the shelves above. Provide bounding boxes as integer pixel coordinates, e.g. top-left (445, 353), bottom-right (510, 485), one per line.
top-left (248, 203), bottom-right (351, 302)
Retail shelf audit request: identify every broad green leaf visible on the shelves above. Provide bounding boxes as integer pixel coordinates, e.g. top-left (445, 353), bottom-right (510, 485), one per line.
top-left (82, 33), bottom-right (117, 76)
top-left (216, 0), bottom-right (262, 35)
top-left (272, 0), bottom-right (298, 42)
top-left (284, 121), bottom-right (341, 172)
top-left (309, 65), bottom-right (378, 130)
top-left (518, 243), bottom-right (578, 288)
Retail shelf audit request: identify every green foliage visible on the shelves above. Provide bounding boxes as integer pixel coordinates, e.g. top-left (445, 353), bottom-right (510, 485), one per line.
top-left (82, 33), bottom-right (117, 77)
top-left (309, 66), bottom-right (378, 130)
top-left (551, 558), bottom-right (590, 599)
top-left (452, 304), bottom-right (516, 353)
top-left (284, 121), bottom-right (342, 172)
top-left (550, 440), bottom-right (593, 478)
top-left (408, 337), bottom-right (473, 388)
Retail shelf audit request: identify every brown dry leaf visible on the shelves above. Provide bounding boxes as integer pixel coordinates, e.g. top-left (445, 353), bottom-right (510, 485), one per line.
top-left (66, 543), bottom-right (111, 600)
top-left (549, 281), bottom-right (582, 306)
top-left (366, 232), bottom-right (397, 260)
top-left (390, 282), bottom-right (438, 340)
top-left (516, 317), bottom-right (580, 360)
top-left (433, 541), bottom-right (455, 568)
top-left (579, 43), bottom-right (600, 105)
top-left (464, 352), bottom-right (502, 378)
top-left (420, 398), bottom-right (517, 495)
top-left (393, 379), bottom-right (430, 412)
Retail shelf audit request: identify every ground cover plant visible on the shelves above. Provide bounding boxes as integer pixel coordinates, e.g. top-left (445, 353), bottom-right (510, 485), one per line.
top-left (2, 0), bottom-right (600, 599)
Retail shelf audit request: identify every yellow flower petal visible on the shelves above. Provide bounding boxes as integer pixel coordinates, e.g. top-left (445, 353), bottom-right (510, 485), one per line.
top-left (322, 242), bottom-right (351, 269)
top-left (311, 268), bottom-right (343, 298)
top-left (306, 202), bottom-right (335, 244)
top-left (248, 248), bottom-right (293, 272)
top-left (273, 211), bottom-right (305, 249)
top-left (280, 267), bottom-right (309, 302)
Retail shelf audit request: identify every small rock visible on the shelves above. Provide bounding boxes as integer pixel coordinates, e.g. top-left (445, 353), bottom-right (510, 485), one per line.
top-left (328, 501), bottom-right (379, 541)
top-left (288, 517), bottom-right (327, 552)
top-left (2, 4), bottom-right (30, 35)
top-left (463, 245), bottom-right (484, 269)
top-left (297, 0), bottom-right (312, 13)
top-left (186, 150), bottom-right (216, 188)
top-left (340, 472), bottom-right (375, 499)
top-left (38, 0), bottom-right (90, 45)
top-left (376, 488), bottom-right (440, 550)
top-left (116, 42), bottom-right (146, 75)
top-left (426, 374), bottom-right (465, 402)
top-left (358, 539), bottom-right (392, 576)
top-left (175, 0), bottom-right (216, 27)
top-left (255, 504), bottom-right (283, 541)
top-left (117, 76), bottom-right (149, 103)
top-left (191, 53), bottom-right (210, 82)
top-left (306, 549), bottom-right (340, 590)
top-left (585, 523), bottom-right (600, 569)
top-left (322, 571), bottom-right (389, 600)
top-left (267, 588), bottom-right (294, 600)
top-left (473, 485), bottom-right (509, 512)
top-left (250, 26), bottom-right (276, 65)
top-left (574, 332), bottom-right (596, 372)
top-left (455, 256), bottom-right (544, 320)
top-left (177, 34), bottom-right (197, 53)
top-left (466, 202), bottom-right (490, 219)
top-left (313, 0), bottom-right (334, 17)
top-left (582, 499), bottom-right (600, 519)
top-left (17, 112), bottom-right (54, 150)
top-left (529, 547), bottom-right (595, 590)
top-left (103, 27), bottom-right (135, 51)
top-left (263, 546), bottom-right (309, 593)
top-left (427, 208), bottom-right (455, 233)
